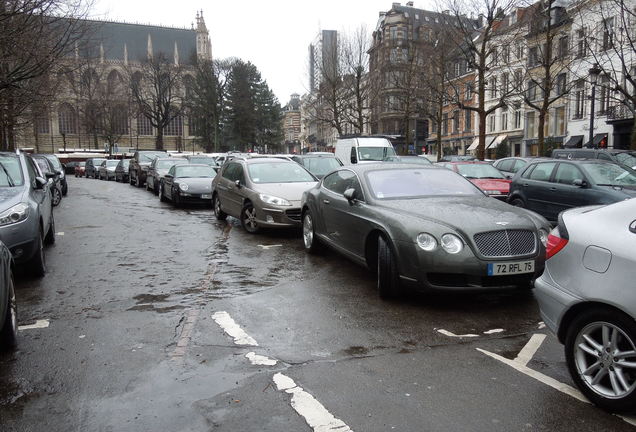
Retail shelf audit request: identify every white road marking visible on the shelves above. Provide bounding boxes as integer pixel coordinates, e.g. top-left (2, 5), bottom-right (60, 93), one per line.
top-left (273, 373), bottom-right (354, 432)
top-left (477, 347), bottom-right (588, 402)
top-left (514, 334), bottom-right (547, 366)
top-left (538, 321), bottom-right (546, 329)
top-left (246, 352), bottom-right (277, 366)
top-left (18, 319), bottom-right (49, 331)
top-left (56, 232), bottom-right (65, 236)
top-left (483, 328), bottom-right (505, 335)
top-left (212, 311), bottom-right (258, 346)
top-left (437, 329), bottom-right (479, 338)
top-left (258, 244), bottom-right (283, 250)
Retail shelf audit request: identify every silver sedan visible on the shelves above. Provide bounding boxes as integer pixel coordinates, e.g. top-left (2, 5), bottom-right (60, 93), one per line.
top-left (535, 198), bottom-right (636, 413)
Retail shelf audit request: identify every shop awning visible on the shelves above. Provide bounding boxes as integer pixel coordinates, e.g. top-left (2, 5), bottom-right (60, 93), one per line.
top-left (467, 137), bottom-right (480, 151)
top-left (564, 135), bottom-right (583, 148)
top-left (488, 135), bottom-right (508, 149)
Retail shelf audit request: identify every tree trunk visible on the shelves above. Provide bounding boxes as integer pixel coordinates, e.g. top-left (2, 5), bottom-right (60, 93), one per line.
top-left (92, 133), bottom-right (98, 150)
top-left (538, 110), bottom-right (546, 156)
top-left (631, 116), bottom-right (636, 150)
top-left (156, 127), bottom-right (164, 150)
top-left (478, 111), bottom-right (486, 161)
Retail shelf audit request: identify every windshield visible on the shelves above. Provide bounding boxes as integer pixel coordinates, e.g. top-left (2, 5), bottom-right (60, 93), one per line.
top-left (121, 160), bottom-right (129, 168)
top-left (188, 157), bottom-right (215, 165)
top-left (584, 163), bottom-right (636, 187)
top-left (397, 156), bottom-right (432, 165)
top-left (302, 158), bottom-right (341, 176)
top-left (175, 165), bottom-right (216, 178)
top-left (366, 168), bottom-right (482, 199)
top-left (44, 155), bottom-right (62, 170)
top-left (0, 156), bottom-right (24, 187)
top-left (357, 146), bottom-right (397, 161)
top-left (248, 162), bottom-right (315, 183)
top-left (455, 164), bottom-right (505, 179)
top-left (92, 158), bottom-right (106, 166)
top-left (106, 160), bottom-right (119, 167)
top-left (614, 152), bottom-right (636, 168)
top-left (140, 152), bottom-right (166, 163)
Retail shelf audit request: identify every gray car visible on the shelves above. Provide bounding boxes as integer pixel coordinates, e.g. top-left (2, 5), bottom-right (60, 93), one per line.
top-left (301, 164), bottom-right (551, 298)
top-left (146, 157), bottom-right (188, 195)
top-left (114, 159), bottom-right (130, 182)
top-left (212, 157), bottom-right (318, 233)
top-left (535, 199), bottom-right (636, 413)
top-left (85, 158), bottom-right (106, 179)
top-left (159, 164), bottom-right (217, 206)
top-left (98, 159), bottom-right (120, 180)
top-left (0, 151), bottom-right (55, 277)
top-left (0, 240), bottom-right (16, 349)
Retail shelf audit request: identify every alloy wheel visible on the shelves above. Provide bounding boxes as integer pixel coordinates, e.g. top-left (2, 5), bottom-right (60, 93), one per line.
top-left (303, 213), bottom-right (314, 249)
top-left (244, 207), bottom-right (257, 230)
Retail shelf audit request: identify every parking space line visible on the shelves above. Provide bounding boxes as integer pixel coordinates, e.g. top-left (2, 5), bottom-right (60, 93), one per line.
top-left (18, 319), bottom-right (50, 331)
top-left (514, 333), bottom-right (547, 366)
top-left (246, 352), bottom-right (277, 366)
top-left (273, 373), bottom-right (354, 432)
top-left (436, 329), bottom-right (479, 338)
top-left (212, 311), bottom-right (258, 346)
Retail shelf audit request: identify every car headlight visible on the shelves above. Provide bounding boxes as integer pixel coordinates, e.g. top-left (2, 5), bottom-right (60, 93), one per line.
top-left (416, 233), bottom-right (437, 251)
top-left (538, 229), bottom-right (548, 247)
top-left (441, 233), bottom-right (463, 254)
top-left (259, 194), bottom-right (291, 206)
top-left (179, 183), bottom-right (189, 191)
top-left (0, 203), bottom-right (29, 226)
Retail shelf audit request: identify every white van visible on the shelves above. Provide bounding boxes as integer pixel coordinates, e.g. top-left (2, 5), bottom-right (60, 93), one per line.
top-left (334, 137), bottom-right (397, 165)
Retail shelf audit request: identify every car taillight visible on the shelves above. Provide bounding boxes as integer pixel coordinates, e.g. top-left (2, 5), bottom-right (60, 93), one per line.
top-left (546, 227), bottom-right (568, 259)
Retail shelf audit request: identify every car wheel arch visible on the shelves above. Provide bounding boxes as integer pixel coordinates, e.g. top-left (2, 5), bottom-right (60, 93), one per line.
top-left (365, 229), bottom-right (394, 274)
top-left (557, 301), bottom-right (635, 344)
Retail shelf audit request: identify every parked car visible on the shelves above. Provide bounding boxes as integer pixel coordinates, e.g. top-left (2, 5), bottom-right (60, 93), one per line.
top-left (98, 159), bottom-right (120, 180)
top-left (301, 164), bottom-right (550, 298)
top-left (114, 159), bottom-right (130, 182)
top-left (535, 199), bottom-right (636, 413)
top-left (335, 137), bottom-right (396, 165)
top-left (552, 148), bottom-right (636, 170)
top-left (212, 157), bottom-right (318, 233)
top-left (41, 154), bottom-right (68, 196)
top-left (439, 155), bottom-right (478, 162)
top-left (159, 164), bottom-right (217, 206)
top-left (492, 157), bottom-right (535, 179)
top-left (129, 150), bottom-right (168, 187)
top-left (438, 162), bottom-right (511, 200)
top-left (146, 158), bottom-right (188, 194)
top-left (0, 151), bottom-right (55, 277)
top-left (74, 162), bottom-right (86, 177)
top-left (31, 155), bottom-right (62, 207)
top-left (508, 159), bottom-right (636, 223)
top-left (291, 154), bottom-right (343, 179)
top-left (85, 158), bottom-right (106, 179)
top-left (0, 240), bottom-right (16, 349)
top-left (64, 161), bottom-right (79, 175)
top-left (383, 155), bottom-right (433, 166)
top-left (186, 155), bottom-right (218, 166)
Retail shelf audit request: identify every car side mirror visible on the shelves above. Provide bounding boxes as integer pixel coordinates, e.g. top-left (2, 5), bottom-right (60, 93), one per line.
top-left (343, 188), bottom-right (357, 203)
top-left (34, 177), bottom-right (47, 189)
top-left (572, 179), bottom-right (587, 188)
top-left (235, 180), bottom-right (241, 188)
top-left (350, 155), bottom-right (357, 164)
top-left (45, 172), bottom-right (56, 179)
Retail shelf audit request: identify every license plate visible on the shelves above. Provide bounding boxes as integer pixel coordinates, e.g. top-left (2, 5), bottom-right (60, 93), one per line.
top-left (201, 194), bottom-right (212, 199)
top-left (487, 260), bottom-right (535, 276)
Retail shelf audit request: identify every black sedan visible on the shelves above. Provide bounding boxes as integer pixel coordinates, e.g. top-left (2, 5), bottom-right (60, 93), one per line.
top-left (0, 240), bottom-right (16, 349)
top-left (159, 164), bottom-right (217, 206)
top-left (301, 164), bottom-right (551, 298)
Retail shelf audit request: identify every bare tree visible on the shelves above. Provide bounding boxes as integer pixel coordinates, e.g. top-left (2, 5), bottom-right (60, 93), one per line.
top-left (445, 0), bottom-right (521, 160)
top-left (341, 25), bottom-right (373, 135)
top-left (128, 52), bottom-right (184, 150)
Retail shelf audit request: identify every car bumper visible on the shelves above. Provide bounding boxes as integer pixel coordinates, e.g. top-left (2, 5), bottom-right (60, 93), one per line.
top-left (534, 266), bottom-right (581, 339)
top-left (253, 206), bottom-right (301, 228)
top-left (397, 239), bottom-right (544, 292)
top-left (177, 192), bottom-right (213, 203)
top-left (0, 218), bottom-right (39, 263)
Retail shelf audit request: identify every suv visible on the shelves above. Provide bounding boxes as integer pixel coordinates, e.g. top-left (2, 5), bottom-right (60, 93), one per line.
top-left (552, 148), bottom-right (636, 169)
top-left (85, 158), bottom-right (106, 179)
top-left (508, 159), bottom-right (636, 223)
top-left (0, 151), bottom-right (55, 276)
top-left (129, 151), bottom-right (168, 187)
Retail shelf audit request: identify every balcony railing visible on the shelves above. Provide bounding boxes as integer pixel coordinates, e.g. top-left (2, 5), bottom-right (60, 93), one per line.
top-left (607, 104), bottom-right (635, 121)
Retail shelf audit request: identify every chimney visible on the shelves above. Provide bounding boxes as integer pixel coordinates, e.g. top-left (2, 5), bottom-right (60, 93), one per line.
top-left (406, 1), bottom-right (414, 6)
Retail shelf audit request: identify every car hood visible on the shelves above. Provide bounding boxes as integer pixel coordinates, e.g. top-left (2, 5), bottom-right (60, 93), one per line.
top-left (376, 196), bottom-right (546, 233)
top-left (255, 182), bottom-right (318, 204)
top-left (176, 178), bottom-right (213, 193)
top-left (470, 179), bottom-right (511, 192)
top-left (0, 187), bottom-right (25, 211)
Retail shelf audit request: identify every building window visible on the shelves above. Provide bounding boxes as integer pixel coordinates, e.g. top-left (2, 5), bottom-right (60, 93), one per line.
top-left (554, 106), bottom-right (566, 136)
top-left (514, 70), bottom-right (523, 90)
top-left (602, 17), bottom-right (615, 50)
top-left (558, 36), bottom-right (569, 58)
top-left (35, 111), bottom-right (50, 134)
top-left (514, 107), bottom-right (522, 129)
top-left (490, 47), bottom-right (498, 66)
top-left (516, 42), bottom-right (524, 61)
top-left (576, 28), bottom-right (587, 58)
top-left (502, 73), bottom-right (509, 94)
top-left (573, 79), bottom-right (585, 119)
top-left (555, 73), bottom-right (566, 96)
top-left (453, 110), bottom-right (460, 133)
top-left (487, 114), bottom-right (496, 132)
top-left (455, 62), bottom-right (460, 77)
top-left (390, 26), bottom-right (398, 39)
top-left (598, 76), bottom-right (611, 115)
top-left (527, 80), bottom-right (538, 101)
top-left (490, 77), bottom-right (497, 98)
top-left (112, 106), bottom-right (129, 135)
top-left (465, 110), bottom-right (472, 131)
top-left (442, 112), bottom-right (449, 135)
top-left (502, 45), bottom-right (510, 64)
top-left (58, 103), bottom-right (78, 134)
top-left (137, 115), bottom-right (153, 136)
top-left (528, 46), bottom-right (539, 67)
top-left (465, 83), bottom-right (473, 100)
top-left (526, 111), bottom-right (536, 138)
top-left (501, 112), bottom-right (508, 131)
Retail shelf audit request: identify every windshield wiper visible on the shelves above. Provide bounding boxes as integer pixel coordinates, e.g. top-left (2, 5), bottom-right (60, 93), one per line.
top-left (0, 161), bottom-right (15, 187)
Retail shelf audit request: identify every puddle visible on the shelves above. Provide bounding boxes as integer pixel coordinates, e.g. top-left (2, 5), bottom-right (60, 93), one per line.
top-left (127, 304), bottom-right (185, 314)
top-left (133, 293), bottom-right (170, 304)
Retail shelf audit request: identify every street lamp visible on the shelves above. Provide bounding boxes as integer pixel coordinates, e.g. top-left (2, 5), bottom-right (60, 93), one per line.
top-left (588, 63), bottom-right (602, 148)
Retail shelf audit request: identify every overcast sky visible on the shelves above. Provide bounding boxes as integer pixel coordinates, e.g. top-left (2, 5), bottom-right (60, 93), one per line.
top-left (92, 0), bottom-right (436, 105)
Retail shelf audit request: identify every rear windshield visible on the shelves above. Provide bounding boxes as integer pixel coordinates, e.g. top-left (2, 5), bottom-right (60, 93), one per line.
top-left (248, 162), bottom-right (315, 183)
top-left (614, 152), bottom-right (636, 168)
top-left (302, 157), bottom-right (341, 176)
top-left (0, 156), bottom-right (24, 187)
top-left (357, 146), bottom-right (396, 162)
top-left (455, 164), bottom-right (505, 179)
top-left (366, 168), bottom-right (481, 199)
top-left (188, 157), bottom-right (215, 165)
top-left (44, 155), bottom-right (62, 169)
top-left (92, 158), bottom-right (106, 165)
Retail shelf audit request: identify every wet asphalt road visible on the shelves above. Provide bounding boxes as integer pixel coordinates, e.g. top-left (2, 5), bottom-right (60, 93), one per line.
top-left (1, 176), bottom-right (634, 432)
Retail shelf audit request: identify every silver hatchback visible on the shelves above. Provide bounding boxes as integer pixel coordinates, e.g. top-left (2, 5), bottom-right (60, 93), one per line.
top-left (535, 199), bottom-right (636, 413)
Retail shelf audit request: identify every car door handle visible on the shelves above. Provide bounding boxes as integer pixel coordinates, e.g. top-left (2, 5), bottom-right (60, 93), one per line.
top-left (323, 199), bottom-right (330, 205)
top-left (522, 183), bottom-right (529, 187)
top-left (550, 187), bottom-right (556, 191)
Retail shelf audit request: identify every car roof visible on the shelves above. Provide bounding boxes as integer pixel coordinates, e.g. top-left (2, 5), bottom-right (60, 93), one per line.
top-left (342, 163), bottom-right (441, 175)
top-left (237, 157), bottom-right (296, 164)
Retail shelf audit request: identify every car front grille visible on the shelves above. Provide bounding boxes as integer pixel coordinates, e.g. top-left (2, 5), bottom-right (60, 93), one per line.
top-left (473, 229), bottom-right (536, 258)
top-left (285, 208), bottom-right (302, 222)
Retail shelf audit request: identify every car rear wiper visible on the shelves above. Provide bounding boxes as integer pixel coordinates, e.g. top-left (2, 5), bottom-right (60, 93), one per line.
top-left (0, 161), bottom-right (15, 187)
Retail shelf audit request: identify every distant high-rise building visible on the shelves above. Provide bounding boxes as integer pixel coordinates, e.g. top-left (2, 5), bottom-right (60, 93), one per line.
top-left (308, 30), bottom-right (338, 92)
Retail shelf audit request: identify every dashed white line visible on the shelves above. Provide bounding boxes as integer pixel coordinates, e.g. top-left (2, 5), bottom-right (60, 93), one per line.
top-left (437, 329), bottom-right (479, 338)
top-left (246, 352), bottom-right (277, 366)
top-left (514, 334), bottom-right (547, 366)
top-left (483, 328), bottom-right (505, 335)
top-left (258, 244), bottom-right (283, 250)
top-left (273, 373), bottom-right (354, 432)
top-left (56, 232), bottom-right (65, 236)
top-left (212, 311), bottom-right (258, 346)
top-left (18, 319), bottom-right (50, 331)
